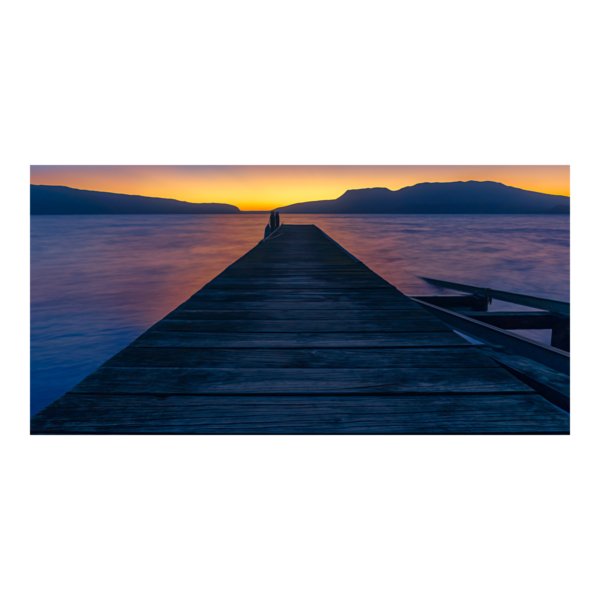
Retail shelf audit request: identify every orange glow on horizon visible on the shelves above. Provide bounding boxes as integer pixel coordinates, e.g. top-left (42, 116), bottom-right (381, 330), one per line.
top-left (30, 166), bottom-right (570, 211)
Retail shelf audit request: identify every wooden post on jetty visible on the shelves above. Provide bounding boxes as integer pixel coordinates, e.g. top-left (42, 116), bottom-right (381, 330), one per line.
top-left (31, 219), bottom-right (569, 434)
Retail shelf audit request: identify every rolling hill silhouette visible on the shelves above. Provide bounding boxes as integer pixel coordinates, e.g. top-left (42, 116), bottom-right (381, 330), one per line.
top-left (30, 185), bottom-right (241, 214)
top-left (275, 181), bottom-right (570, 214)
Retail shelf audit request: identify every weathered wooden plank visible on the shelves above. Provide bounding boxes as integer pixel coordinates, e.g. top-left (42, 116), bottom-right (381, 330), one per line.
top-left (202, 280), bottom-right (395, 290)
top-left (189, 290), bottom-right (410, 303)
top-left (477, 345), bottom-right (570, 413)
top-left (213, 269), bottom-right (390, 285)
top-left (237, 258), bottom-right (358, 264)
top-left (226, 262), bottom-right (369, 267)
top-left (165, 309), bottom-right (431, 321)
top-left (33, 425), bottom-right (568, 435)
top-left (105, 347), bottom-right (497, 369)
top-left (253, 249), bottom-right (347, 255)
top-left (254, 243), bottom-right (345, 248)
top-left (30, 393), bottom-right (569, 435)
top-left (150, 317), bottom-right (451, 333)
top-left (180, 300), bottom-right (418, 311)
top-left (233, 255), bottom-right (356, 262)
top-left (32, 393), bottom-right (555, 412)
top-left (220, 271), bottom-right (381, 279)
top-left (241, 244), bottom-right (349, 250)
top-left (130, 331), bottom-right (474, 348)
top-left (247, 254), bottom-right (355, 259)
top-left (71, 366), bottom-right (532, 395)
top-left (205, 281), bottom-right (395, 289)
top-left (247, 246), bottom-right (347, 250)
top-left (223, 264), bottom-right (371, 271)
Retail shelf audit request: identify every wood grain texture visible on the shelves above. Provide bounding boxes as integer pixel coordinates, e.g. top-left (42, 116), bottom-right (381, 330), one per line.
top-left (151, 318), bottom-right (450, 333)
top-left (129, 331), bottom-right (474, 348)
top-left (166, 309), bottom-right (426, 320)
top-left (31, 394), bottom-right (569, 434)
top-left (211, 271), bottom-right (390, 280)
top-left (188, 290), bottom-right (411, 303)
top-left (179, 300), bottom-right (420, 311)
top-left (202, 281), bottom-right (395, 290)
top-left (71, 366), bottom-right (531, 395)
top-left (105, 347), bottom-right (497, 369)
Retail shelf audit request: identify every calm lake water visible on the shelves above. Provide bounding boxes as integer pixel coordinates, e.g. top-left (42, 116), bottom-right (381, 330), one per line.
top-left (30, 214), bottom-right (570, 416)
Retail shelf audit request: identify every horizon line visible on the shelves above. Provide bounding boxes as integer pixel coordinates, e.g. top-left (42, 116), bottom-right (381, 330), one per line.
top-left (30, 179), bottom-right (571, 212)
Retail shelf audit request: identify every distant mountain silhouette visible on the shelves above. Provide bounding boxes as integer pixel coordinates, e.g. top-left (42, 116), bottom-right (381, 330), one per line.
top-left (540, 204), bottom-right (570, 214)
top-left (275, 181), bottom-right (570, 214)
top-left (31, 185), bottom-right (241, 214)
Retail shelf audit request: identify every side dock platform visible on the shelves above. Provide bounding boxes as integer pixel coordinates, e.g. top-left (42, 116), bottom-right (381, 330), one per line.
top-left (31, 224), bottom-right (569, 434)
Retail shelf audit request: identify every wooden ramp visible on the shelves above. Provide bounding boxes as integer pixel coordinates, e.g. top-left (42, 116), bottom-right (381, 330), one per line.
top-left (31, 224), bottom-right (569, 434)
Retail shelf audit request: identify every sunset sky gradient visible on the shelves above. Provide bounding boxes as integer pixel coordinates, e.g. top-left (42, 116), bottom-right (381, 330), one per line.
top-left (30, 166), bottom-right (569, 211)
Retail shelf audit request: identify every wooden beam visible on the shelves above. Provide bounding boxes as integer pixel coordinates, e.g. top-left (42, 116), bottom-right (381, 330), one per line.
top-left (460, 311), bottom-right (559, 330)
top-left (413, 299), bottom-right (570, 375)
top-left (409, 294), bottom-right (489, 311)
top-left (421, 277), bottom-right (569, 316)
top-left (460, 311), bottom-right (569, 351)
top-left (477, 345), bottom-right (569, 413)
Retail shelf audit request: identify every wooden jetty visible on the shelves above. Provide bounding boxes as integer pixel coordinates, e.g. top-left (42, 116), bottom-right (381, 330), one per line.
top-left (31, 221), bottom-right (569, 434)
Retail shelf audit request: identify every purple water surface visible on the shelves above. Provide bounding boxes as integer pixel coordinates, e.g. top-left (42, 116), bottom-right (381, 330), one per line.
top-left (30, 214), bottom-right (569, 416)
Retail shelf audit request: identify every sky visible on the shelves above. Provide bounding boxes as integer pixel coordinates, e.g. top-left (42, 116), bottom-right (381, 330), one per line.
top-left (30, 166), bottom-right (570, 211)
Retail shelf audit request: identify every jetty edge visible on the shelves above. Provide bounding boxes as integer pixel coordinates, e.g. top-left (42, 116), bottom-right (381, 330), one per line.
top-left (31, 222), bottom-right (569, 434)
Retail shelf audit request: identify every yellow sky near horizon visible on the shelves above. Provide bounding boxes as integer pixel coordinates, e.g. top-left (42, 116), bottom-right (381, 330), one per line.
top-left (30, 165), bottom-right (570, 211)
